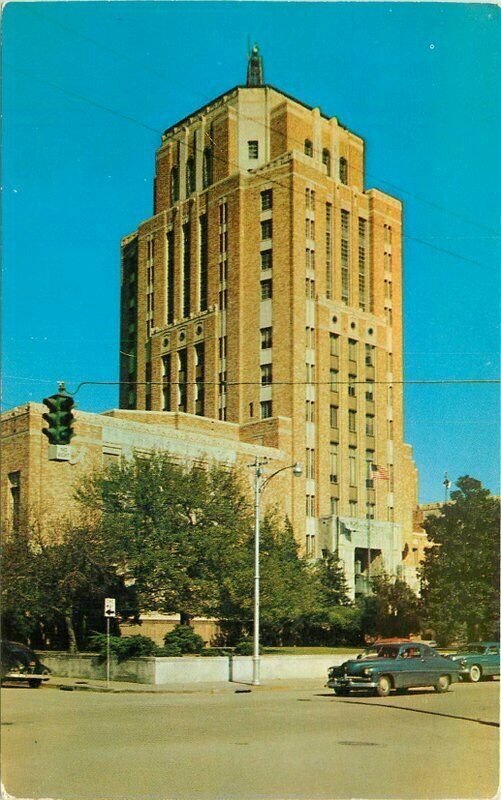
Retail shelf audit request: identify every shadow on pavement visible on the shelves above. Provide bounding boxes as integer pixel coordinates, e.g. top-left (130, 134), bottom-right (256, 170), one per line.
top-left (336, 698), bottom-right (500, 727)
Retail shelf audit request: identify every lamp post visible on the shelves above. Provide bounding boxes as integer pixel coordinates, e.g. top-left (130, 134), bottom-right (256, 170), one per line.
top-left (249, 457), bottom-right (302, 686)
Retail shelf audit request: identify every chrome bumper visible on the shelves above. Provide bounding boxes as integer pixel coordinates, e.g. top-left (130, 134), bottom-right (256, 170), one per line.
top-left (326, 677), bottom-right (377, 690)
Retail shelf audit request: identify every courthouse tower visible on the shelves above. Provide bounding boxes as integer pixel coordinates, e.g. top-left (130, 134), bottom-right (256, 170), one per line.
top-left (120, 49), bottom-right (420, 596)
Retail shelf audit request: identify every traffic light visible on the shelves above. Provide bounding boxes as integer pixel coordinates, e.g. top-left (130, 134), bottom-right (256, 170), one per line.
top-left (42, 383), bottom-right (76, 445)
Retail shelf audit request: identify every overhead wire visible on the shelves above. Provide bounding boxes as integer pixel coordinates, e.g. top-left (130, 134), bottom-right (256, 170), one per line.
top-left (23, 3), bottom-right (498, 238)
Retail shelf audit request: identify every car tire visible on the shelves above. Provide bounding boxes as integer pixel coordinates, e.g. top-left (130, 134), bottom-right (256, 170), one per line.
top-left (468, 665), bottom-right (482, 683)
top-left (376, 675), bottom-right (392, 697)
top-left (434, 674), bottom-right (450, 693)
top-left (28, 679), bottom-right (42, 689)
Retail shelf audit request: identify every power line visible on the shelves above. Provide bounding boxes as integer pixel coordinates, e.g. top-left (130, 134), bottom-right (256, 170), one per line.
top-left (8, 65), bottom-right (492, 270)
top-left (25, 4), bottom-right (497, 238)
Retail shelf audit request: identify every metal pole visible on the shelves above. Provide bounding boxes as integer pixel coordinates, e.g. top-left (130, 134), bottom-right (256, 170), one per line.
top-left (106, 616), bottom-right (110, 689)
top-left (252, 459), bottom-right (261, 686)
top-left (367, 460), bottom-right (371, 592)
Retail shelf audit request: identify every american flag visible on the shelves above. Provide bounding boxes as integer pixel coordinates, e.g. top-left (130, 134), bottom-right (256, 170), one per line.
top-left (371, 463), bottom-right (389, 481)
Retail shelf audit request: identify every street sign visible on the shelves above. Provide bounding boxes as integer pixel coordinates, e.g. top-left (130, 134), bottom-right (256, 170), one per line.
top-left (104, 598), bottom-right (116, 617)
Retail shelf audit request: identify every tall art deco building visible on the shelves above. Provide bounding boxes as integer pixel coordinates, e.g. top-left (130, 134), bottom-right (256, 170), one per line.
top-left (120, 49), bottom-right (421, 596)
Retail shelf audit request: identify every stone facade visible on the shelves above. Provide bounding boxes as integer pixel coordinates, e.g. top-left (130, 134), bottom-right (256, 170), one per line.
top-left (119, 75), bottom-right (423, 594)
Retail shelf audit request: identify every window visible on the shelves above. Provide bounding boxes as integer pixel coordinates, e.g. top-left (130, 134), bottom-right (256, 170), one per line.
top-left (306, 399), bottom-right (315, 422)
top-left (304, 139), bottom-right (313, 157)
top-left (8, 471), bottom-right (20, 531)
top-left (261, 189), bottom-right (273, 210)
top-left (326, 203), bottom-right (332, 299)
top-left (170, 166), bottom-right (179, 204)
top-left (261, 279), bottom-right (272, 300)
top-left (182, 222), bottom-right (191, 318)
top-left (260, 327), bottom-right (272, 349)
top-left (219, 289), bottom-right (227, 311)
top-left (261, 219), bottom-right (272, 240)
top-left (339, 157), bottom-right (348, 185)
top-left (166, 230), bottom-right (175, 324)
top-left (349, 500), bottom-right (358, 516)
top-left (330, 368), bottom-right (338, 391)
top-left (195, 343), bottom-right (205, 416)
top-left (306, 448), bottom-right (315, 480)
top-left (260, 363), bottom-right (272, 386)
top-left (341, 209), bottom-right (350, 303)
top-left (306, 363), bottom-right (316, 384)
top-left (330, 405), bottom-right (338, 429)
top-left (306, 494), bottom-right (315, 516)
top-left (329, 443), bottom-right (338, 484)
top-left (329, 333), bottom-right (339, 356)
top-left (186, 156), bottom-right (195, 195)
top-left (348, 339), bottom-right (358, 361)
top-left (260, 400), bottom-right (272, 419)
top-left (349, 448), bottom-right (357, 485)
top-left (305, 326), bottom-right (315, 349)
top-left (322, 148), bottom-right (331, 176)
top-left (349, 409), bottom-right (357, 432)
top-left (358, 217), bottom-right (367, 311)
top-left (365, 344), bottom-right (374, 367)
top-left (305, 278), bottom-right (315, 299)
top-left (178, 349), bottom-right (187, 412)
top-left (261, 250), bottom-right (272, 270)
top-left (330, 497), bottom-right (339, 515)
top-left (248, 140), bottom-right (259, 159)
top-left (199, 215), bottom-right (208, 312)
top-left (348, 375), bottom-right (357, 397)
top-left (202, 148), bottom-right (213, 188)
top-left (366, 415), bottom-right (375, 436)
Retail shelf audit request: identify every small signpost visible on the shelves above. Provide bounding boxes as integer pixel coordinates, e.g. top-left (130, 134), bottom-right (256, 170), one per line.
top-left (104, 598), bottom-right (116, 688)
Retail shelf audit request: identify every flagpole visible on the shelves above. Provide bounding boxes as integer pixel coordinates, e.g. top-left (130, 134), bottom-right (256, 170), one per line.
top-left (367, 461), bottom-right (371, 591)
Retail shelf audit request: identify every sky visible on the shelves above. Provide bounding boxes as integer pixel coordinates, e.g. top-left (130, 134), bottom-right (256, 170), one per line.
top-left (2, 1), bottom-right (500, 503)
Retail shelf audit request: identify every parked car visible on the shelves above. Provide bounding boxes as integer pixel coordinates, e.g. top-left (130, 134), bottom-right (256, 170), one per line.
top-left (0, 640), bottom-right (50, 688)
top-left (327, 642), bottom-right (460, 697)
top-left (448, 642), bottom-right (500, 683)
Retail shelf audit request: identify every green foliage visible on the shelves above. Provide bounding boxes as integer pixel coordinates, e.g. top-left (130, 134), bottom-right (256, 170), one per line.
top-left (420, 476), bottom-right (500, 644)
top-left (234, 640), bottom-right (264, 655)
top-left (89, 633), bottom-right (159, 662)
top-left (155, 644), bottom-right (183, 657)
top-left (357, 575), bottom-right (422, 639)
top-left (163, 624), bottom-right (205, 654)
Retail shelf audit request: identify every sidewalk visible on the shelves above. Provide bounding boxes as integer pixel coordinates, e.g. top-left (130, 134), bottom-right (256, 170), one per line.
top-left (44, 675), bottom-right (325, 695)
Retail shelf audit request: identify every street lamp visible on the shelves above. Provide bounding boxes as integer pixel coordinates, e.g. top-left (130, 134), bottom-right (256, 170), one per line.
top-left (249, 457), bottom-right (302, 686)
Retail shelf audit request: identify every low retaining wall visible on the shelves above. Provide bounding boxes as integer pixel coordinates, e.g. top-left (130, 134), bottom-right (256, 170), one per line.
top-left (39, 652), bottom-right (358, 686)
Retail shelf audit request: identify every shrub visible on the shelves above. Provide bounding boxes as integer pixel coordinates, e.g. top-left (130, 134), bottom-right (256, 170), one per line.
top-left (234, 640), bottom-right (263, 655)
top-left (88, 633), bottom-right (159, 663)
top-left (155, 643), bottom-right (183, 657)
top-left (163, 624), bottom-right (205, 654)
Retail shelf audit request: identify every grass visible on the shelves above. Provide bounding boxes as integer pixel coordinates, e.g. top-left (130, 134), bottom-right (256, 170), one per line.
top-left (263, 646), bottom-right (360, 655)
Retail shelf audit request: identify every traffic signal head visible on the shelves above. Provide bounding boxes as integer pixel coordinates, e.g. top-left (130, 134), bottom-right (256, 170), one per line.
top-left (42, 385), bottom-right (76, 445)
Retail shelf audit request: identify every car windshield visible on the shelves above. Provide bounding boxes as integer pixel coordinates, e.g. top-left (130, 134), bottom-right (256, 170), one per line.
top-left (377, 646), bottom-right (399, 659)
top-left (457, 645), bottom-right (486, 655)
top-left (359, 647), bottom-right (380, 659)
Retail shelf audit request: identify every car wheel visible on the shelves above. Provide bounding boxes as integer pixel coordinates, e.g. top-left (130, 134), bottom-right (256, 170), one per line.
top-left (28, 679), bottom-right (42, 689)
top-left (434, 674), bottom-right (450, 693)
top-left (376, 675), bottom-right (392, 697)
top-left (468, 665), bottom-right (482, 683)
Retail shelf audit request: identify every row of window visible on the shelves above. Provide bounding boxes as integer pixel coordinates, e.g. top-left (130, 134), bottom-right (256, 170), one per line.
top-left (170, 148), bottom-right (213, 204)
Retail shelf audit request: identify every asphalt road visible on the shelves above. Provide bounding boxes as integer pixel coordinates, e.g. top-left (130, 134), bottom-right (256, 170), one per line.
top-left (1, 679), bottom-right (499, 800)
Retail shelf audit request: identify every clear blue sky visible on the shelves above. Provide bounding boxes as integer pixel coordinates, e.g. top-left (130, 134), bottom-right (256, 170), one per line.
top-left (2, 2), bottom-right (500, 503)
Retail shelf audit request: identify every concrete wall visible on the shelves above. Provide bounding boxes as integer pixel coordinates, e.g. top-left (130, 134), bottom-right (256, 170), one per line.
top-left (40, 652), bottom-right (358, 685)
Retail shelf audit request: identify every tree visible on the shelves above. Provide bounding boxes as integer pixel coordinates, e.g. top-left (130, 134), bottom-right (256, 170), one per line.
top-left (358, 575), bottom-right (422, 640)
top-left (420, 476), bottom-right (500, 644)
top-left (76, 453), bottom-right (253, 625)
top-left (1, 519), bottom-right (132, 652)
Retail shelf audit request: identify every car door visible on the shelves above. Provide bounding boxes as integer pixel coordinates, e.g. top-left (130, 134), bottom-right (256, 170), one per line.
top-left (485, 645), bottom-right (500, 677)
top-left (398, 645), bottom-right (424, 687)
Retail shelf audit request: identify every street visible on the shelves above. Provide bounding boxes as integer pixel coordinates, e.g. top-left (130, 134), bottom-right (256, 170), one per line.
top-left (1, 679), bottom-right (499, 800)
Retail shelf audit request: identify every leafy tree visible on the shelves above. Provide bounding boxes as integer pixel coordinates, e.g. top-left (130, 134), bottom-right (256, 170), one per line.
top-left (76, 453), bottom-right (253, 625)
top-left (358, 575), bottom-right (422, 639)
top-left (420, 476), bottom-right (500, 644)
top-left (1, 520), bottom-right (132, 652)
top-left (312, 551), bottom-right (350, 608)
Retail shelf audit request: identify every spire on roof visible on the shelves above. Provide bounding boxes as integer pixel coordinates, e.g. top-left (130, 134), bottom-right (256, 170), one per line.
top-left (246, 44), bottom-right (264, 87)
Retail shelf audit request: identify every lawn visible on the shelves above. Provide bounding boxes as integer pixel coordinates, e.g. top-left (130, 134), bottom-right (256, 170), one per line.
top-left (263, 646), bottom-right (360, 655)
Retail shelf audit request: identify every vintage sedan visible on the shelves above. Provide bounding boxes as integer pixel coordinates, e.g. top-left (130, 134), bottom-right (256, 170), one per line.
top-left (0, 640), bottom-right (50, 688)
top-left (327, 642), bottom-right (460, 697)
top-left (448, 642), bottom-right (500, 683)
